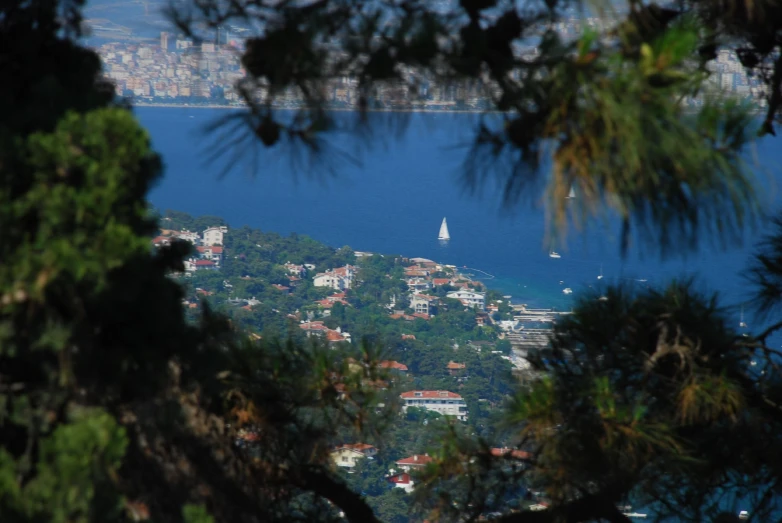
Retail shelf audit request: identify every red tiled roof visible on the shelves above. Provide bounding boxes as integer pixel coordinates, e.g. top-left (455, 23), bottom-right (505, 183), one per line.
top-left (379, 360), bottom-right (409, 371)
top-left (272, 284), bottom-right (290, 291)
top-left (412, 312), bottom-right (430, 320)
top-left (401, 334), bottom-right (416, 340)
top-left (447, 361), bottom-right (466, 370)
top-left (400, 390), bottom-right (462, 399)
top-left (388, 472), bottom-right (412, 484)
top-left (490, 448), bottom-right (532, 460)
top-left (326, 330), bottom-right (346, 342)
top-left (395, 454), bottom-right (433, 466)
top-left (432, 278), bottom-right (451, 286)
top-left (300, 322), bottom-right (327, 331)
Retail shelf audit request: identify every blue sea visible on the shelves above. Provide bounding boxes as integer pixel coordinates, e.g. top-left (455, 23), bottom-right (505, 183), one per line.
top-left (139, 106), bottom-right (781, 518)
top-left (139, 107), bottom-right (782, 324)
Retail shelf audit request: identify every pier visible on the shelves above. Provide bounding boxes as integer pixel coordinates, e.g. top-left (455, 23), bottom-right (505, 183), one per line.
top-left (458, 266), bottom-right (495, 280)
top-left (511, 304), bottom-right (573, 323)
top-left (506, 329), bottom-right (553, 350)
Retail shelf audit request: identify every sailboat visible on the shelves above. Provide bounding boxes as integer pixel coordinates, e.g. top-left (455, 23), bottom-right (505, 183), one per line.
top-left (567, 185), bottom-right (576, 199)
top-left (740, 307), bottom-right (748, 329)
top-left (438, 217), bottom-right (451, 241)
top-left (597, 264), bottom-right (604, 280)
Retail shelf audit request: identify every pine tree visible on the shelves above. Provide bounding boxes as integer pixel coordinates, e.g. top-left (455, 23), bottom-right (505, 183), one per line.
top-left (0, 2), bottom-right (390, 522)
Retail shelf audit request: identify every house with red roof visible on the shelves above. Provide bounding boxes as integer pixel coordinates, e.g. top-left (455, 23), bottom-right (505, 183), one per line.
top-left (446, 361), bottom-right (466, 375)
top-left (299, 321), bottom-right (328, 335)
top-left (395, 454), bottom-right (433, 471)
top-left (152, 235), bottom-right (171, 247)
top-left (400, 390), bottom-right (468, 421)
top-left (490, 447), bottom-right (532, 461)
top-left (387, 472), bottom-right (415, 492)
top-left (379, 360), bottom-right (409, 373)
top-left (389, 312), bottom-right (416, 321)
top-left (184, 259), bottom-right (218, 272)
top-left (299, 321), bottom-right (351, 345)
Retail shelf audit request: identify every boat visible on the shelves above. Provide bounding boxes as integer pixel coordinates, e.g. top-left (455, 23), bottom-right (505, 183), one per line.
top-left (740, 307), bottom-right (748, 328)
top-left (567, 185), bottom-right (576, 199)
top-left (738, 511), bottom-right (749, 520)
top-left (438, 217), bottom-right (451, 241)
top-left (549, 251), bottom-right (561, 259)
top-left (562, 288), bottom-right (573, 295)
top-left (597, 264), bottom-right (603, 280)
top-left (599, 295), bottom-right (608, 302)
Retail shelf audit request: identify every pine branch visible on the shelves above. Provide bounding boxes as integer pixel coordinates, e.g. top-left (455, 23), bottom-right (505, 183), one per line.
top-left (751, 318), bottom-right (782, 343)
top-left (297, 467), bottom-right (382, 523)
top-left (492, 492), bottom-right (633, 523)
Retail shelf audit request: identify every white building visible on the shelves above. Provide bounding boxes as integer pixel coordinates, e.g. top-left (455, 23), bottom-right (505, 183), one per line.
top-left (409, 294), bottom-right (438, 315)
top-left (446, 290), bottom-right (486, 310)
top-left (313, 265), bottom-right (357, 290)
top-left (400, 390), bottom-right (468, 421)
top-left (202, 226), bottom-right (228, 246)
top-left (173, 230), bottom-right (199, 243)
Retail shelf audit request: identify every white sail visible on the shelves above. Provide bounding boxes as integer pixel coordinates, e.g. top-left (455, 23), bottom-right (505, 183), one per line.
top-left (438, 217), bottom-right (451, 240)
top-left (567, 186), bottom-right (576, 199)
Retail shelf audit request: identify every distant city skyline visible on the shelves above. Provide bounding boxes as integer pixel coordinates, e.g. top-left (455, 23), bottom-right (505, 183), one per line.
top-left (93, 27), bottom-right (768, 112)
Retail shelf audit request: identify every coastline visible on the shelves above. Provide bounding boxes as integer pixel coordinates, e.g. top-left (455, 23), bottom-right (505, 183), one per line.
top-left (132, 101), bottom-right (764, 115)
top-left (133, 102), bottom-right (500, 115)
